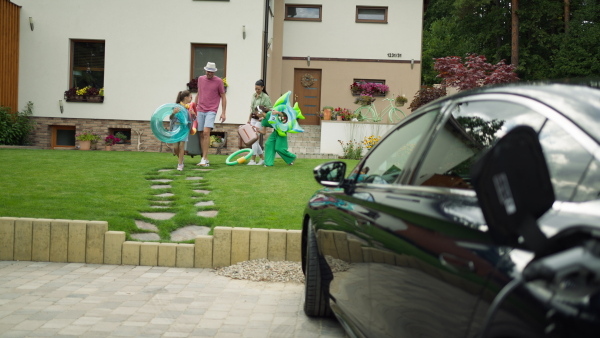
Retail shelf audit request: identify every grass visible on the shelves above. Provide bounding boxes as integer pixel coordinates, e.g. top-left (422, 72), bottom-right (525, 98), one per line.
top-left (0, 148), bottom-right (358, 241)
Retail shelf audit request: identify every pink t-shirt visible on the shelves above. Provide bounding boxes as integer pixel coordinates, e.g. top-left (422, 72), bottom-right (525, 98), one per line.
top-left (197, 76), bottom-right (225, 113)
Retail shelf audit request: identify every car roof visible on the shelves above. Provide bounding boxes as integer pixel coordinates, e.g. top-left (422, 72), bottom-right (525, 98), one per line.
top-left (433, 82), bottom-right (600, 144)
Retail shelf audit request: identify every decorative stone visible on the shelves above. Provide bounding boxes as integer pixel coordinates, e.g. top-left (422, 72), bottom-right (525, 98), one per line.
top-left (186, 177), bottom-right (203, 180)
top-left (197, 210), bottom-right (218, 218)
top-left (170, 226), bottom-right (211, 241)
top-left (194, 201), bottom-right (215, 207)
top-left (140, 212), bottom-right (175, 220)
top-left (155, 193), bottom-right (174, 197)
top-left (131, 233), bottom-right (161, 241)
top-left (193, 190), bottom-right (210, 194)
top-left (150, 179), bottom-right (173, 183)
top-left (135, 220), bottom-right (158, 232)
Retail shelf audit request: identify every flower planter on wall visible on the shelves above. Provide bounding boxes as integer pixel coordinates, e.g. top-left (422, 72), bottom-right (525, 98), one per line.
top-left (65, 95), bottom-right (104, 103)
top-left (79, 140), bottom-right (91, 150)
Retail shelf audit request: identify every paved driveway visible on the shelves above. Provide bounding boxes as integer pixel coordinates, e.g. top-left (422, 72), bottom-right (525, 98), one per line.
top-left (0, 261), bottom-right (346, 337)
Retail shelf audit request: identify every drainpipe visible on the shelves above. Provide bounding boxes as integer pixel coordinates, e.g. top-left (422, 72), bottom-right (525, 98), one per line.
top-left (262, 0), bottom-right (270, 86)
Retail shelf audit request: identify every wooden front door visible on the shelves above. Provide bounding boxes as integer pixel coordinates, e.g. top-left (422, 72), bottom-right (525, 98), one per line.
top-left (293, 68), bottom-right (322, 125)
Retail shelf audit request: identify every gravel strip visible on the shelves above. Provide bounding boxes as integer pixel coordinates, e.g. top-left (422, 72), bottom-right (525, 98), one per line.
top-left (215, 257), bottom-right (351, 284)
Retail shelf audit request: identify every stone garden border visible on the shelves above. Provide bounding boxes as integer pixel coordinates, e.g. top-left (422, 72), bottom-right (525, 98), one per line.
top-left (0, 217), bottom-right (301, 269)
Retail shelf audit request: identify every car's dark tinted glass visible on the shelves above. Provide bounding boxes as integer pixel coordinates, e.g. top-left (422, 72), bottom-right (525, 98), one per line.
top-left (354, 111), bottom-right (438, 185)
top-left (573, 159), bottom-right (600, 202)
top-left (538, 120), bottom-right (593, 201)
top-left (414, 100), bottom-right (546, 189)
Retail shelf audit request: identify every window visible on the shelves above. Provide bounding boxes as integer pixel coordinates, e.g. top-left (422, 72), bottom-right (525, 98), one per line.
top-left (110, 128), bottom-right (131, 144)
top-left (51, 126), bottom-right (76, 148)
top-left (285, 5), bottom-right (322, 21)
top-left (70, 40), bottom-right (105, 89)
top-left (356, 6), bottom-right (387, 23)
top-left (414, 100), bottom-right (546, 189)
top-left (352, 111), bottom-right (438, 185)
top-left (190, 44), bottom-right (227, 90)
top-left (573, 159), bottom-right (600, 202)
top-left (351, 79), bottom-right (387, 96)
top-left (538, 120), bottom-right (593, 201)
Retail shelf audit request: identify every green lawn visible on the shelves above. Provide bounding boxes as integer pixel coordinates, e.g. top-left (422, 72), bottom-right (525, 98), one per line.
top-left (0, 148), bottom-right (358, 241)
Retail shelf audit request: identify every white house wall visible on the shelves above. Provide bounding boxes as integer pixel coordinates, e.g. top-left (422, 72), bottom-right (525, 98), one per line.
top-left (14, 0), bottom-right (266, 124)
top-left (282, 0), bottom-right (423, 61)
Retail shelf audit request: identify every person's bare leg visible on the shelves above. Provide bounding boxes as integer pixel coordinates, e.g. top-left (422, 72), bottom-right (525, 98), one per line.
top-left (201, 127), bottom-right (211, 164)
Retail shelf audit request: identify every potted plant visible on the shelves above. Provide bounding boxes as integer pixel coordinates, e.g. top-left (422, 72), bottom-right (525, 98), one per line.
top-left (75, 130), bottom-right (101, 150)
top-left (210, 134), bottom-right (223, 147)
top-left (334, 107), bottom-right (352, 121)
top-left (350, 81), bottom-right (389, 97)
top-left (104, 135), bottom-right (120, 151)
top-left (354, 95), bottom-right (375, 106)
top-left (115, 132), bottom-right (128, 144)
top-left (64, 86), bottom-right (104, 102)
top-left (395, 95), bottom-right (408, 107)
top-left (321, 106), bottom-right (334, 120)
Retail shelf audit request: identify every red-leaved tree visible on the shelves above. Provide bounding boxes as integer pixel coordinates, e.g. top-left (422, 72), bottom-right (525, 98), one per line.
top-left (434, 54), bottom-right (519, 91)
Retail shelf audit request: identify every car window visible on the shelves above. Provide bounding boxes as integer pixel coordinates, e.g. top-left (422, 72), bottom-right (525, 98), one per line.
top-left (354, 111), bottom-right (438, 185)
top-left (538, 120), bottom-right (593, 201)
top-left (572, 159), bottom-right (600, 202)
top-left (414, 100), bottom-right (546, 189)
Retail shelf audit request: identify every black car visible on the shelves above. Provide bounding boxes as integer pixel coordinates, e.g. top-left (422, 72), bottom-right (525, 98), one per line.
top-left (301, 83), bottom-right (600, 338)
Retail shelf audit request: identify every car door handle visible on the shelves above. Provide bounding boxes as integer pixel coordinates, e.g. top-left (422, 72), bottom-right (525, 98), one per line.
top-left (439, 253), bottom-right (475, 272)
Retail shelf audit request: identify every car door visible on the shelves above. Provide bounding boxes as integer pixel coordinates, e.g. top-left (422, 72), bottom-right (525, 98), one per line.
top-left (352, 97), bottom-right (551, 337)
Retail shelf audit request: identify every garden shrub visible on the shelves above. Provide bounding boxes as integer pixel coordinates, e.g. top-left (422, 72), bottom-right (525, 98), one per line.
top-left (0, 101), bottom-right (36, 145)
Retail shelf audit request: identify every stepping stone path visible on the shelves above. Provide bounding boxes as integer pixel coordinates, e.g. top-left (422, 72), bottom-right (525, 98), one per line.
top-left (170, 226), bottom-right (211, 241)
top-left (134, 167), bottom-right (217, 242)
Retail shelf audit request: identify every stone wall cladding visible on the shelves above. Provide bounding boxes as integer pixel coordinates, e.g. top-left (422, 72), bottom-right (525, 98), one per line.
top-left (30, 116), bottom-right (251, 154)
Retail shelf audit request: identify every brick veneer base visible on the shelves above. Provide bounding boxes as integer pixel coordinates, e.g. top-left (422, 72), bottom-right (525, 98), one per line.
top-left (29, 117), bottom-right (255, 155)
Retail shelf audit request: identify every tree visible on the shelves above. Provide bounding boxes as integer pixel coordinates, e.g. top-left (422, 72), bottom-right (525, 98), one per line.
top-left (434, 54), bottom-right (519, 91)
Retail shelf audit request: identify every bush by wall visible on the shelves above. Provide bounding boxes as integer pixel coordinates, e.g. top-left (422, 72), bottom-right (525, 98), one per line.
top-left (0, 101), bottom-right (36, 145)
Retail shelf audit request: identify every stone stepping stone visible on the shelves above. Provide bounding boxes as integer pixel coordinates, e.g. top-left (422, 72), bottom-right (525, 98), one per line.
top-left (197, 210), bottom-right (218, 218)
top-left (193, 190), bottom-right (210, 194)
top-left (141, 212), bottom-right (175, 220)
top-left (150, 179), bottom-right (173, 183)
top-left (155, 193), bottom-right (174, 197)
top-left (195, 201), bottom-right (215, 207)
top-left (135, 220), bottom-right (159, 232)
top-left (191, 169), bottom-right (212, 171)
top-left (153, 201), bottom-right (172, 204)
top-left (185, 177), bottom-right (203, 180)
top-left (158, 169), bottom-right (174, 172)
top-left (131, 233), bottom-right (161, 241)
top-left (151, 185), bottom-right (171, 189)
top-left (170, 226), bottom-right (211, 241)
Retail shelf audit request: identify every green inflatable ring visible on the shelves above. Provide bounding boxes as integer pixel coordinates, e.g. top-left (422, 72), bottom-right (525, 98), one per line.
top-left (226, 148), bottom-right (254, 166)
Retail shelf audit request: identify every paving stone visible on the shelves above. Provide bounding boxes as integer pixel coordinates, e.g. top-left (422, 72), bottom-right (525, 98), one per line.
top-left (151, 185), bottom-right (171, 189)
top-left (194, 201), bottom-right (215, 207)
top-left (197, 210), bottom-right (218, 218)
top-left (193, 190), bottom-right (211, 195)
top-left (134, 221), bottom-right (158, 232)
top-left (155, 193), bottom-right (174, 197)
top-left (170, 226), bottom-right (211, 241)
top-left (191, 169), bottom-right (212, 171)
top-left (185, 177), bottom-right (203, 180)
top-left (140, 213), bottom-right (175, 220)
top-left (149, 179), bottom-right (173, 183)
top-left (130, 233), bottom-right (161, 241)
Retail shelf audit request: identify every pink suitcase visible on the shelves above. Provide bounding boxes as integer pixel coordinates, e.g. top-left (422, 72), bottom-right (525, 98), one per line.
top-left (238, 124), bottom-right (258, 147)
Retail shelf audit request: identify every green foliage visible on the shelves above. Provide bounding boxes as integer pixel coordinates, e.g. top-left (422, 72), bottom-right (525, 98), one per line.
top-left (0, 102), bottom-right (36, 146)
top-left (422, 0), bottom-right (600, 83)
top-left (115, 132), bottom-right (128, 141)
top-left (338, 139), bottom-right (363, 160)
top-left (456, 116), bottom-right (505, 147)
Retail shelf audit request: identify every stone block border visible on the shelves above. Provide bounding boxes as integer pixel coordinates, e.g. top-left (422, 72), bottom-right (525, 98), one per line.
top-left (0, 217), bottom-right (301, 268)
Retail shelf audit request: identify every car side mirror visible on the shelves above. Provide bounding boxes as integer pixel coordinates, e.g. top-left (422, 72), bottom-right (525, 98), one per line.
top-left (313, 161), bottom-right (347, 187)
top-left (471, 125), bottom-right (555, 254)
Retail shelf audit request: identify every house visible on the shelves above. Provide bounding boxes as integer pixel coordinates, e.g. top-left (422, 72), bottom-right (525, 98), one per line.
top-left (2, 0), bottom-right (423, 155)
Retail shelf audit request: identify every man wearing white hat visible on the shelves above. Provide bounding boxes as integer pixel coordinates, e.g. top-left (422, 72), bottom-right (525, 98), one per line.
top-left (194, 62), bottom-right (227, 167)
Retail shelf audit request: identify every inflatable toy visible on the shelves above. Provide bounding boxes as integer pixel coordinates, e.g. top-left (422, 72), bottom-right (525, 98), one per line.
top-left (226, 148), bottom-right (254, 166)
top-left (268, 91), bottom-right (305, 136)
top-left (150, 103), bottom-right (190, 143)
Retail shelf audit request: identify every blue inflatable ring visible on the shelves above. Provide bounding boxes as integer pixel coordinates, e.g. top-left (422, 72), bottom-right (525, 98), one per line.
top-left (226, 148), bottom-right (254, 165)
top-left (150, 103), bottom-right (190, 143)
